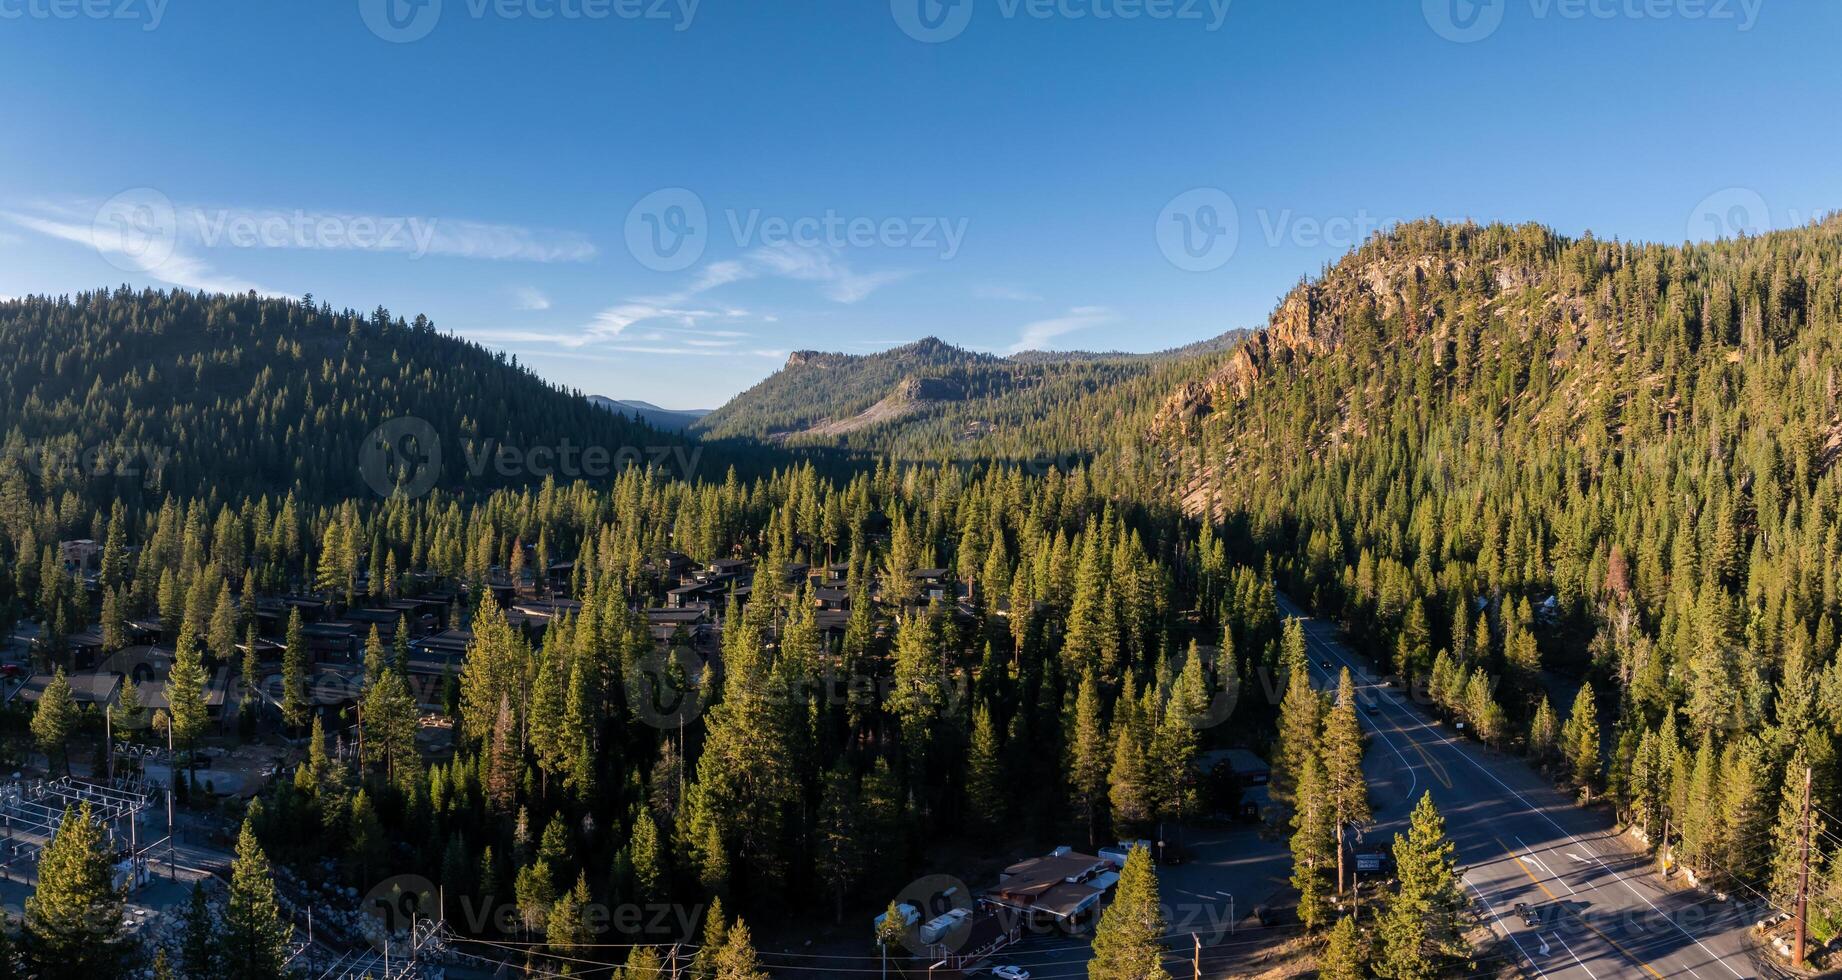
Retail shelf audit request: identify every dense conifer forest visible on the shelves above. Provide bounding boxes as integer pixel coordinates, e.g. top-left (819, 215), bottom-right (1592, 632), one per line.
top-left (7, 214), bottom-right (1842, 975)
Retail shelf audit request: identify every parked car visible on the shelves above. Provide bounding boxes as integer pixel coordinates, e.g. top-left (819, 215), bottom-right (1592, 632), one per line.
top-left (992, 967), bottom-right (1030, 980)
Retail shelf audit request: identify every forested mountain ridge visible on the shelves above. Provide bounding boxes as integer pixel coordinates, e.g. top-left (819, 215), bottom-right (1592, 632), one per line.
top-left (587, 396), bottom-right (711, 432)
top-left (1150, 217), bottom-right (1842, 518)
top-left (696, 331), bottom-right (1249, 469)
top-left (1137, 215), bottom-right (1842, 912)
top-left (0, 287), bottom-right (676, 508)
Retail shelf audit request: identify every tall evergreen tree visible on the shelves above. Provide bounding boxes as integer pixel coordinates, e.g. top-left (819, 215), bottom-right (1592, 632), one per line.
top-left (1561, 685), bottom-right (1601, 800)
top-left (1088, 846), bottom-right (1169, 980)
top-left (220, 819), bottom-right (290, 979)
top-left (1322, 668), bottom-right (1370, 895)
top-left (21, 803), bottom-right (133, 978)
top-left (1374, 794), bottom-right (1467, 980)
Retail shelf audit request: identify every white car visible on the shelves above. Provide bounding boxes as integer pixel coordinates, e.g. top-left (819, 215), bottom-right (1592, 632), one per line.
top-left (992, 967), bottom-right (1030, 980)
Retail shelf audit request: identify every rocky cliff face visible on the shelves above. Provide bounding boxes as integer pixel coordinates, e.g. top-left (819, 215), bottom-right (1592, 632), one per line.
top-left (1151, 236), bottom-right (1536, 437)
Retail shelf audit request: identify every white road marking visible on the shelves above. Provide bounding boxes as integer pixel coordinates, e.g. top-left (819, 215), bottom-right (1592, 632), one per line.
top-left (1468, 878), bottom-right (1550, 978)
top-left (1552, 931), bottom-right (1603, 979)
top-left (1280, 597), bottom-right (1738, 980)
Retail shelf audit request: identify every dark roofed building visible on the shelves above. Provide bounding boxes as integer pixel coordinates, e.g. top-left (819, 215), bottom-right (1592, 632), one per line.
top-left (984, 848), bottom-right (1118, 923)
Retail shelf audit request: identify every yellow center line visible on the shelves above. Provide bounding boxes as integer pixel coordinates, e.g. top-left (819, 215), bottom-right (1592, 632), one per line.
top-left (1411, 741), bottom-right (1453, 789)
top-left (1496, 837), bottom-right (1667, 980)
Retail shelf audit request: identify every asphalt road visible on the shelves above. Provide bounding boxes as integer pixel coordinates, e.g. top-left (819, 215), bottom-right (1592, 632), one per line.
top-left (1278, 593), bottom-right (1772, 980)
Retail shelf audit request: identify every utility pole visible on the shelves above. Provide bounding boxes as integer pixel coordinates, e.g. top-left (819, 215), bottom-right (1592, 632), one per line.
top-left (1794, 765), bottom-right (1813, 969)
top-left (1658, 815), bottom-right (1671, 878)
top-left (1193, 932), bottom-right (1201, 980)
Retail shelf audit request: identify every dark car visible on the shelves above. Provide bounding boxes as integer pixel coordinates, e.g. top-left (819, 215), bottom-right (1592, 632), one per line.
top-left (1515, 902), bottom-right (1540, 927)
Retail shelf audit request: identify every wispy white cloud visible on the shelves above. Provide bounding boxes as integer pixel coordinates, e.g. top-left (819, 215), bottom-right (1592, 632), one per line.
top-left (514, 286), bottom-right (552, 311)
top-left (3, 210), bottom-right (282, 296)
top-left (416, 219), bottom-right (592, 262)
top-left (1006, 306), bottom-right (1116, 355)
top-left (747, 243), bottom-right (911, 303)
top-left (482, 244), bottom-right (905, 358)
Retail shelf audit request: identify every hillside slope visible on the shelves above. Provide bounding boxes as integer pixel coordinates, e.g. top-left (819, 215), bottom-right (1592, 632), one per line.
top-left (697, 332), bottom-right (1248, 466)
top-left (0, 288), bottom-right (679, 505)
top-left (1139, 214), bottom-right (1842, 688)
top-left (588, 396), bottom-right (711, 433)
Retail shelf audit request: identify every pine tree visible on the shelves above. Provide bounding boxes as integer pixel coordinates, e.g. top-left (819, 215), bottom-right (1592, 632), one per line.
top-left (546, 874), bottom-right (592, 964)
top-left (1291, 752), bottom-right (1335, 930)
top-left (1271, 662), bottom-right (1322, 817)
top-left (1561, 685), bottom-right (1601, 800)
top-left (487, 694), bottom-right (520, 813)
top-left (1678, 735), bottom-right (1719, 873)
top-left (1768, 751), bottom-right (1823, 909)
top-left (1321, 915), bottom-right (1367, 980)
top-left (966, 706), bottom-right (1006, 833)
top-left (630, 808), bottom-right (667, 906)
top-left (361, 661), bottom-right (420, 785)
top-left (1527, 695), bottom-right (1559, 762)
top-left (169, 618), bottom-right (210, 754)
top-left (280, 607), bottom-right (310, 730)
top-left (220, 819), bottom-right (290, 978)
top-left (30, 668), bottom-right (78, 776)
top-left (178, 879), bottom-right (219, 980)
top-left (1322, 669), bottom-right (1370, 895)
top-left (1374, 793), bottom-right (1467, 980)
top-left (712, 918), bottom-right (771, 980)
top-left (616, 946), bottom-right (666, 980)
top-left (1088, 846), bottom-right (1169, 980)
top-left (1069, 668), bottom-right (1111, 849)
top-left (1108, 691), bottom-right (1154, 832)
top-left (21, 803), bottom-right (132, 977)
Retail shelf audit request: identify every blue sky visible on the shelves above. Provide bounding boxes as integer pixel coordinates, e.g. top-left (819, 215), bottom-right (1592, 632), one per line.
top-left (2, 0), bottom-right (1837, 408)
